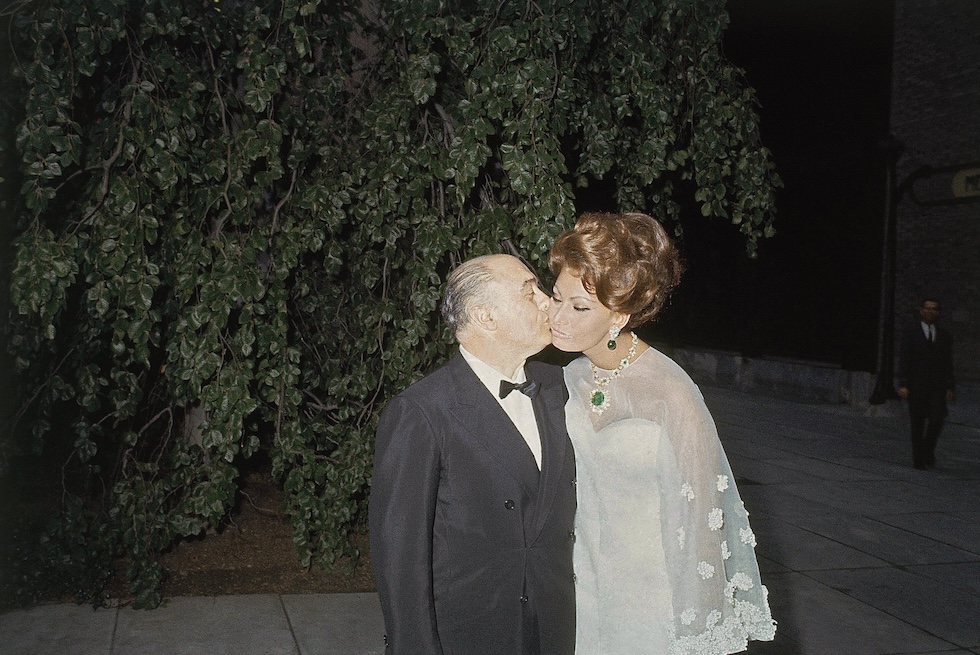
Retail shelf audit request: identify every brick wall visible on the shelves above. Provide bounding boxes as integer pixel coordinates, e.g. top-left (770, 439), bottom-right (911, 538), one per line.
top-left (891, 0), bottom-right (980, 382)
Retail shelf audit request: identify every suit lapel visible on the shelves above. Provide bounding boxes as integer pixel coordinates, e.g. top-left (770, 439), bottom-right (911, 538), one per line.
top-left (528, 371), bottom-right (569, 540)
top-left (447, 356), bottom-right (540, 497)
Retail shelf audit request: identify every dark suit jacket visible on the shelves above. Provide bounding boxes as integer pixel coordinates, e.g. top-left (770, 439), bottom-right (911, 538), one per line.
top-left (897, 321), bottom-right (955, 401)
top-left (369, 355), bottom-right (576, 655)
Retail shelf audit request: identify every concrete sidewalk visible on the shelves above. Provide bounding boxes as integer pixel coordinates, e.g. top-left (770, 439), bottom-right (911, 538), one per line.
top-left (0, 593), bottom-right (385, 655)
top-left (2, 386), bottom-right (978, 655)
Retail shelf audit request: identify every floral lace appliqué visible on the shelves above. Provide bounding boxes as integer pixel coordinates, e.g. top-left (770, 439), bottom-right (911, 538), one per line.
top-left (677, 527), bottom-right (686, 549)
top-left (706, 610), bottom-right (722, 629)
top-left (668, 593), bottom-right (777, 655)
top-left (716, 475), bottom-right (729, 492)
top-left (681, 482), bottom-right (695, 501)
top-left (739, 526), bottom-right (757, 547)
top-left (728, 572), bottom-right (755, 595)
top-left (708, 507), bottom-right (724, 530)
top-left (680, 608), bottom-right (697, 626)
top-left (697, 561), bottom-right (715, 579)
top-left (721, 540), bottom-right (731, 560)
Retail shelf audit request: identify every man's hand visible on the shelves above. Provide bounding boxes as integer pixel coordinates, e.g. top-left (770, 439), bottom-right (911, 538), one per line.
top-left (897, 386), bottom-right (909, 399)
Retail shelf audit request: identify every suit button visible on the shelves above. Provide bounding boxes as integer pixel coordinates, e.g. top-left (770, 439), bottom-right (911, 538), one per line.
top-left (520, 595), bottom-right (529, 603)
top-left (504, 500), bottom-right (515, 510)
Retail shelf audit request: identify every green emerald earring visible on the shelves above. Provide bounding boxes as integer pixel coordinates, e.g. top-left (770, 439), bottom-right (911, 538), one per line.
top-left (607, 326), bottom-right (621, 350)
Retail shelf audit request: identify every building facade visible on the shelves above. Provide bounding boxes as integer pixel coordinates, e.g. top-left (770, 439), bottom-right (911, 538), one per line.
top-left (890, 0), bottom-right (980, 383)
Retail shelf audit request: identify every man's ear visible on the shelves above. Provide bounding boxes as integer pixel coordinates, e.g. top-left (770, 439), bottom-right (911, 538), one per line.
top-left (469, 304), bottom-right (496, 331)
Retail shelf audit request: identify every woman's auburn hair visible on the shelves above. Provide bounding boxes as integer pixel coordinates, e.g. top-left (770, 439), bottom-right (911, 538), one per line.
top-left (548, 211), bottom-right (683, 329)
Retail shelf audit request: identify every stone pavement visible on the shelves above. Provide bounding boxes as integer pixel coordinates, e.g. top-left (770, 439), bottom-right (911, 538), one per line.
top-left (2, 386), bottom-right (978, 655)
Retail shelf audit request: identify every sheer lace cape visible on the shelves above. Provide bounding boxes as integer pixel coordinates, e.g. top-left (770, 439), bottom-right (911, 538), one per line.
top-left (564, 347), bottom-right (776, 655)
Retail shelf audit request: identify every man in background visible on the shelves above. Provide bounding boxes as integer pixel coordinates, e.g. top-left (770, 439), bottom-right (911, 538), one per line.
top-left (897, 298), bottom-right (955, 470)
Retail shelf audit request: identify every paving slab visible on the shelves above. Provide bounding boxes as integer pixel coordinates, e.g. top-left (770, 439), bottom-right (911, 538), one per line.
top-left (741, 631), bottom-right (806, 655)
top-left (113, 595), bottom-right (297, 655)
top-left (737, 484), bottom-right (841, 525)
top-left (717, 435), bottom-right (804, 462)
top-left (759, 571), bottom-right (954, 655)
top-left (810, 567), bottom-right (980, 649)
top-left (834, 456), bottom-right (943, 482)
top-left (0, 603), bottom-right (117, 655)
top-left (759, 456), bottom-right (890, 482)
top-left (773, 478), bottom-right (952, 516)
top-left (727, 454), bottom-right (828, 485)
top-left (907, 562), bottom-right (980, 597)
top-left (876, 512), bottom-right (980, 556)
top-left (283, 593), bottom-right (384, 655)
top-left (904, 479), bottom-right (980, 514)
top-left (783, 511), bottom-right (980, 567)
top-left (755, 554), bottom-right (791, 575)
top-left (750, 517), bottom-right (890, 571)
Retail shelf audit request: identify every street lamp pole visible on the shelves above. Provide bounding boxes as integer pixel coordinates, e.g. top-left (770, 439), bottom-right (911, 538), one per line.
top-left (869, 136), bottom-right (902, 405)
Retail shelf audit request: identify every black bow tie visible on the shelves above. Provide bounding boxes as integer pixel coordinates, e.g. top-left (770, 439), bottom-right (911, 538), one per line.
top-left (499, 379), bottom-right (540, 400)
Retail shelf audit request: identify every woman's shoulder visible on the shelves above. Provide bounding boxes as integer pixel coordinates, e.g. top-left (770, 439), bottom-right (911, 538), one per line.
top-left (636, 346), bottom-right (697, 385)
top-left (631, 346), bottom-right (708, 412)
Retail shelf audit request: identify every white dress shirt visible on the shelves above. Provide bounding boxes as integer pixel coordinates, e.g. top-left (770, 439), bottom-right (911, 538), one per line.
top-left (921, 321), bottom-right (935, 342)
top-left (459, 346), bottom-right (542, 469)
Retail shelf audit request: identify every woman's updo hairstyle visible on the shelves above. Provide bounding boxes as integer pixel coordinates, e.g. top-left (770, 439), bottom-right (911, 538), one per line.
top-left (549, 211), bottom-right (683, 329)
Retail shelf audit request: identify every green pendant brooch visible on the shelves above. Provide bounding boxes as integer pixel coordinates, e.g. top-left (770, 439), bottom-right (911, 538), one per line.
top-left (589, 332), bottom-right (638, 414)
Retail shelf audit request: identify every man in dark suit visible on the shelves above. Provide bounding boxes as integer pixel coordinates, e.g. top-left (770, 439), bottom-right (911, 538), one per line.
top-left (369, 254), bottom-right (576, 655)
top-left (897, 298), bottom-right (955, 470)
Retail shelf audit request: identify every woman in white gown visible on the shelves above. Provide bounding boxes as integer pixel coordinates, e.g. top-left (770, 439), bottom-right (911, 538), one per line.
top-left (548, 212), bottom-right (776, 655)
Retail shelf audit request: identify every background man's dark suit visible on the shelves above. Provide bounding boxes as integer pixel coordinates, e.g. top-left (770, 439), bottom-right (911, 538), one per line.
top-left (369, 356), bottom-right (576, 655)
top-left (897, 312), bottom-right (955, 469)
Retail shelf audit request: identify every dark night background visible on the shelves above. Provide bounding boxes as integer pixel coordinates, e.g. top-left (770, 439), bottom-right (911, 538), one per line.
top-left (652, 0), bottom-right (896, 373)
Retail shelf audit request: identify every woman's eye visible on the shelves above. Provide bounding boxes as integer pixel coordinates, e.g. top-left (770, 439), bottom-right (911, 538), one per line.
top-left (574, 306), bottom-right (589, 312)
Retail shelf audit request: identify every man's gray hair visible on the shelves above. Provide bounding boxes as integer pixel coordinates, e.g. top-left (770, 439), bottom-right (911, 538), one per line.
top-left (441, 256), bottom-right (498, 337)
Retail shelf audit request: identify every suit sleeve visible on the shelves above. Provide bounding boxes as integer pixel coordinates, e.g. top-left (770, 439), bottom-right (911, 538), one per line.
top-left (368, 395), bottom-right (445, 655)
